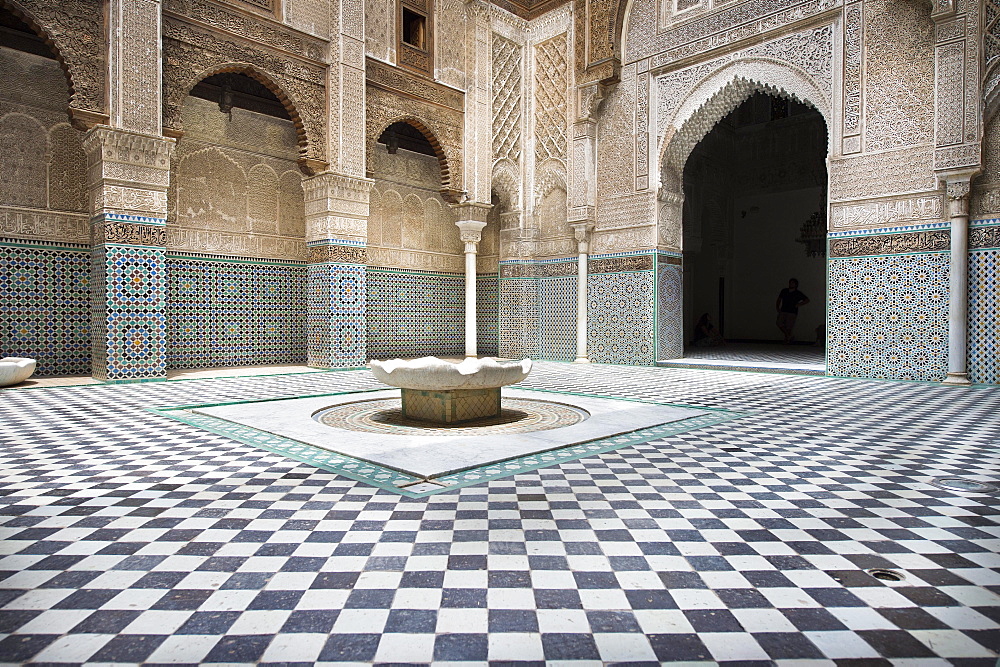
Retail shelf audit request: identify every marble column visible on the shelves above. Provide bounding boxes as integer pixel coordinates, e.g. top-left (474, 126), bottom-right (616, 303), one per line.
top-left (303, 173), bottom-right (373, 368)
top-left (571, 222), bottom-right (594, 363)
top-left (454, 203), bottom-right (491, 358)
top-left (83, 127), bottom-right (174, 382)
top-left (942, 175), bottom-right (975, 386)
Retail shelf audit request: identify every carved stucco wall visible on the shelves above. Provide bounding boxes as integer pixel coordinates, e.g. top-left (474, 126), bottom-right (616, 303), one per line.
top-left (167, 96), bottom-right (306, 260)
top-left (3, 0), bottom-right (106, 123)
top-left (368, 144), bottom-right (463, 271)
top-left (365, 0), bottom-right (394, 62)
top-left (161, 5), bottom-right (329, 170)
top-left (0, 47), bottom-right (89, 243)
top-left (972, 111), bottom-right (1000, 219)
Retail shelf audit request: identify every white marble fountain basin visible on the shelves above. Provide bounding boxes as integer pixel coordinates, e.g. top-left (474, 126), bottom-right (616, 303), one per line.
top-left (369, 356), bottom-right (532, 390)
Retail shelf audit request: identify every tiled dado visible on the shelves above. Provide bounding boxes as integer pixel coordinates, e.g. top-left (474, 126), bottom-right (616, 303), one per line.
top-left (365, 269), bottom-right (499, 361)
top-left (499, 251), bottom-right (664, 366)
top-left (91, 215), bottom-right (169, 382)
top-left (1, 239), bottom-right (91, 377)
top-left (366, 268), bottom-right (464, 359)
top-left (969, 219), bottom-right (1000, 385)
top-left (827, 224), bottom-right (950, 381)
top-left (166, 254), bottom-right (307, 370)
top-left (657, 253), bottom-right (683, 362)
top-left (308, 240), bottom-right (367, 369)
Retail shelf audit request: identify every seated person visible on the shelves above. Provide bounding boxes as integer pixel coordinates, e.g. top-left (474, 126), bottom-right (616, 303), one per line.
top-left (692, 313), bottom-right (725, 347)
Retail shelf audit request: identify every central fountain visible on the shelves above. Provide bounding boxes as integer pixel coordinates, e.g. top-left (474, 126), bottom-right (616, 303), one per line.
top-left (369, 356), bottom-right (532, 424)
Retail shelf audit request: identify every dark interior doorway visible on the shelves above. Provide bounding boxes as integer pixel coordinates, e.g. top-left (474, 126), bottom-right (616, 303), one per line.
top-left (682, 92), bottom-right (828, 354)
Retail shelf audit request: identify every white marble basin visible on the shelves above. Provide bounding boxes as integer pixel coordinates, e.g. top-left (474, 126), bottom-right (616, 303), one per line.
top-left (369, 356), bottom-right (532, 390)
top-left (0, 357), bottom-right (36, 387)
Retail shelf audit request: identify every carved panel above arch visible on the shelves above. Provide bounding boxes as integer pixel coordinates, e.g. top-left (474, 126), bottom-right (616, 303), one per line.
top-left (162, 15), bottom-right (327, 171)
top-left (366, 85), bottom-right (464, 201)
top-left (3, 0), bottom-right (106, 124)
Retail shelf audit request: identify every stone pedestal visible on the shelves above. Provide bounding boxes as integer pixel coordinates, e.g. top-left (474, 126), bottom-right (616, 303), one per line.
top-left (401, 387), bottom-right (501, 423)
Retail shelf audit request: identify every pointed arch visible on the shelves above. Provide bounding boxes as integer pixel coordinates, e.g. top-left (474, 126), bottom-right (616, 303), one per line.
top-left (0, 0), bottom-right (105, 127)
top-left (491, 159), bottom-right (520, 212)
top-left (368, 116), bottom-right (458, 202)
top-left (657, 58), bottom-right (831, 178)
top-left (165, 63), bottom-right (313, 169)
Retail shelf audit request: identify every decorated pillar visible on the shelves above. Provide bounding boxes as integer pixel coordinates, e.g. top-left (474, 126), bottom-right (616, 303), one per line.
top-left (83, 127), bottom-right (174, 382)
top-left (941, 174), bottom-right (976, 386)
top-left (571, 222), bottom-right (594, 363)
top-left (454, 203), bottom-right (492, 358)
top-left (303, 173), bottom-right (373, 368)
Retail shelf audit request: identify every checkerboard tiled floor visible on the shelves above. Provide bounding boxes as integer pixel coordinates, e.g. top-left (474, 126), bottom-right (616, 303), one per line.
top-left (0, 363), bottom-right (998, 664)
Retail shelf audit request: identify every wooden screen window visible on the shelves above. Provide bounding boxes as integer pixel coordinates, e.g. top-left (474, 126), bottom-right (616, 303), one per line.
top-left (398, 0), bottom-right (432, 75)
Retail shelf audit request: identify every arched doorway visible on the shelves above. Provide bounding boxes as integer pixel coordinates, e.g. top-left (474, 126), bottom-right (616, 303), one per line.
top-left (165, 71), bottom-right (307, 370)
top-left (681, 92), bottom-right (828, 363)
top-left (0, 7), bottom-right (90, 377)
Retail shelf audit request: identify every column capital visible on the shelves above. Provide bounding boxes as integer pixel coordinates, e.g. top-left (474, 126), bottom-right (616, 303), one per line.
top-left (83, 126), bottom-right (174, 220)
top-left (570, 221), bottom-right (595, 253)
top-left (302, 171), bottom-right (374, 244)
top-left (939, 170), bottom-right (979, 218)
top-left (456, 220), bottom-right (487, 246)
top-left (450, 201), bottom-right (493, 224)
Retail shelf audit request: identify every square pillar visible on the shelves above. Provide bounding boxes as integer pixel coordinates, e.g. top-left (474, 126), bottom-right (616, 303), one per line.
top-left (303, 173), bottom-right (373, 368)
top-left (83, 127), bottom-right (174, 382)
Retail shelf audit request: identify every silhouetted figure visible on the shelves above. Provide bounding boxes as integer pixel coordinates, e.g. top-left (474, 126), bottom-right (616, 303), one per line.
top-left (775, 278), bottom-right (809, 344)
top-left (693, 313), bottom-right (725, 347)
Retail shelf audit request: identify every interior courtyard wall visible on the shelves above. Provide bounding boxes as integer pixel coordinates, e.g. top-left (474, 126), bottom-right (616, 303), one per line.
top-left (611, 0), bottom-right (982, 378)
top-left (165, 95), bottom-right (307, 369)
top-left (0, 45), bottom-right (90, 376)
top-left (968, 110), bottom-right (1000, 384)
top-left (826, 0), bottom-right (949, 381)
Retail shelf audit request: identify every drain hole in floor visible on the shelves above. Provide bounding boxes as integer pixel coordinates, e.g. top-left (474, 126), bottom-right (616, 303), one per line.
top-left (929, 477), bottom-right (998, 494)
top-left (867, 568), bottom-right (905, 582)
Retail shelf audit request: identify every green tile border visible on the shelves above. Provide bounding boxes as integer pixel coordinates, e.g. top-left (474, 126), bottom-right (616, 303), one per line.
top-left (150, 388), bottom-right (748, 498)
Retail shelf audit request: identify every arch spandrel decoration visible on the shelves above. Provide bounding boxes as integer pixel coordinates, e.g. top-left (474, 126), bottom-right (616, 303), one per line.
top-left (365, 111), bottom-right (463, 203)
top-left (1, 0), bottom-right (107, 127)
top-left (162, 24), bottom-right (328, 174)
top-left (491, 158), bottom-right (520, 212)
top-left (657, 59), bottom-right (832, 178)
top-left (654, 58), bottom-right (831, 250)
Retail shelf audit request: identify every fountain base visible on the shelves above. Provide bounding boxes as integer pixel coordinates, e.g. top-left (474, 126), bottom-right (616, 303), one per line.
top-left (401, 387), bottom-right (500, 423)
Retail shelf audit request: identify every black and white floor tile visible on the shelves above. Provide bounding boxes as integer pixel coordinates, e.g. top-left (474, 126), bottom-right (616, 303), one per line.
top-left (0, 363), bottom-right (998, 664)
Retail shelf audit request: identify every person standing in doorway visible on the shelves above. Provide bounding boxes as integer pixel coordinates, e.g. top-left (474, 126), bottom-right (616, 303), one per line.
top-left (775, 278), bottom-right (809, 344)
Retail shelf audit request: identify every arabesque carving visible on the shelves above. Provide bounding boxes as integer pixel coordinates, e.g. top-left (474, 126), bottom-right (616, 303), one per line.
top-left (366, 86), bottom-right (464, 201)
top-left (3, 0), bottom-right (107, 125)
top-left (162, 16), bottom-right (327, 172)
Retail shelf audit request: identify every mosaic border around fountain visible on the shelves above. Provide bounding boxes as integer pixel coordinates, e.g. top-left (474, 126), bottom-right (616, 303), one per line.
top-left (150, 388), bottom-right (746, 498)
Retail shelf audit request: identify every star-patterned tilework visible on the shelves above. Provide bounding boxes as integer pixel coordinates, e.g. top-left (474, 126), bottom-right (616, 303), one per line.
top-left (0, 362), bottom-right (997, 664)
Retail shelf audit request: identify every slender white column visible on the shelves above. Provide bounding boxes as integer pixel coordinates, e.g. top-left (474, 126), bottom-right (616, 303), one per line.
top-left (942, 177), bottom-right (973, 386)
top-left (456, 220), bottom-right (487, 358)
top-left (571, 223), bottom-right (594, 363)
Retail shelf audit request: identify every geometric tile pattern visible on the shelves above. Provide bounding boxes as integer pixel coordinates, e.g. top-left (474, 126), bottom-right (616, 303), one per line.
top-left (498, 275), bottom-right (539, 360)
top-left (367, 269), bottom-right (464, 360)
top-left (0, 242), bottom-right (91, 376)
top-left (166, 257), bottom-right (307, 370)
top-left (656, 255), bottom-right (683, 361)
top-left (969, 248), bottom-right (999, 385)
top-left (91, 244), bottom-right (168, 382)
top-left (476, 274), bottom-right (499, 358)
top-left (588, 269), bottom-right (656, 365)
top-left (308, 262), bottom-right (367, 368)
top-left (0, 363), bottom-right (997, 663)
top-left (539, 275), bottom-right (576, 362)
top-left (827, 252), bottom-right (950, 381)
